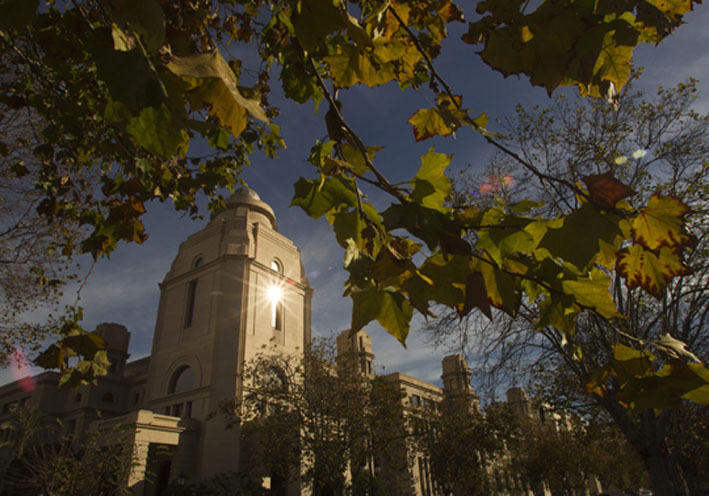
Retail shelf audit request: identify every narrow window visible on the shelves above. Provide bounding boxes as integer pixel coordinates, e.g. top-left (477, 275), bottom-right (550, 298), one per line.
top-left (272, 300), bottom-right (283, 330)
top-left (185, 401), bottom-right (193, 419)
top-left (185, 280), bottom-right (197, 328)
top-left (172, 403), bottom-right (183, 417)
top-left (134, 392), bottom-right (140, 405)
top-left (359, 336), bottom-right (363, 350)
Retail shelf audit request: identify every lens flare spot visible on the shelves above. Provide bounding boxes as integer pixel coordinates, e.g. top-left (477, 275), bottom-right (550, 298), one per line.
top-left (10, 349), bottom-right (37, 392)
top-left (267, 285), bottom-right (283, 303)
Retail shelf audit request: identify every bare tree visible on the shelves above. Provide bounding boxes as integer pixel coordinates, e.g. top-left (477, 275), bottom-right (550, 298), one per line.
top-left (425, 75), bottom-right (709, 495)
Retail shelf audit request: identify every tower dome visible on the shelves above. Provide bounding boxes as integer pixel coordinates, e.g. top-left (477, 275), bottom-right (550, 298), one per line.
top-left (211, 186), bottom-right (277, 230)
top-left (233, 186), bottom-right (260, 201)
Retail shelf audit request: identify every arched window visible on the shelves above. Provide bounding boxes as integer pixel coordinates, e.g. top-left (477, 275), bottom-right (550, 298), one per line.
top-left (193, 256), bottom-right (204, 268)
top-left (271, 259), bottom-right (282, 273)
top-left (169, 366), bottom-right (194, 395)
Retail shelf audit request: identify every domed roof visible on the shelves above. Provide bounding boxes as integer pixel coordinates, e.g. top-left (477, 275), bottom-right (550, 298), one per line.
top-left (211, 186), bottom-right (277, 229)
top-left (234, 186), bottom-right (261, 201)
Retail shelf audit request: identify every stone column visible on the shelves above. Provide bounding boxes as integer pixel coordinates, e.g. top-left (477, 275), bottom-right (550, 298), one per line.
top-left (128, 440), bottom-right (151, 496)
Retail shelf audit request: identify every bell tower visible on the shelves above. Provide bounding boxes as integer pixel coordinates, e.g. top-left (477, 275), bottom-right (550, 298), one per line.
top-left (143, 187), bottom-right (312, 477)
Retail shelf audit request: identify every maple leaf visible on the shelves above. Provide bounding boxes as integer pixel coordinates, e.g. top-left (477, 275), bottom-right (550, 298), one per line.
top-left (617, 244), bottom-right (690, 299)
top-left (631, 194), bottom-right (695, 250)
top-left (582, 171), bottom-right (636, 210)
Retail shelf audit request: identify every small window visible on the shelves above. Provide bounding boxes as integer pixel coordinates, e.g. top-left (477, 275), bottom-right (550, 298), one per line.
top-left (172, 403), bottom-right (183, 417)
top-left (134, 392), bottom-right (140, 405)
top-left (359, 336), bottom-right (363, 350)
top-left (169, 366), bottom-right (194, 395)
top-left (185, 401), bottom-right (193, 419)
top-left (193, 257), bottom-right (203, 268)
top-left (101, 393), bottom-right (114, 404)
top-left (411, 395), bottom-right (421, 406)
top-left (185, 280), bottom-right (198, 328)
top-left (75, 393), bottom-right (82, 403)
top-left (272, 300), bottom-right (283, 330)
top-left (271, 259), bottom-right (282, 273)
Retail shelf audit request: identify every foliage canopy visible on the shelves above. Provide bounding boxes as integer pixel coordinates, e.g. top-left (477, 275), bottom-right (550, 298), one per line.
top-left (0, 0), bottom-right (707, 417)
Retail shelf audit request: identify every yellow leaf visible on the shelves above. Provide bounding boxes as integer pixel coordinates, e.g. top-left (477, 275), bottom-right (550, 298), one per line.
top-left (166, 50), bottom-right (268, 122)
top-left (632, 194), bottom-right (694, 250)
top-left (408, 108), bottom-right (452, 141)
top-left (617, 244), bottom-right (690, 299)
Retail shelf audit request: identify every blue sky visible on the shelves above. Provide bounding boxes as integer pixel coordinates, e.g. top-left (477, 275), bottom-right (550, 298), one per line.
top-left (3, 5), bottom-right (709, 392)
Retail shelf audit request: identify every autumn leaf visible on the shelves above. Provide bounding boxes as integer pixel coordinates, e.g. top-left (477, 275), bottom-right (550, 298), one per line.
top-left (166, 50), bottom-right (268, 122)
top-left (617, 244), bottom-right (690, 298)
top-left (631, 194), bottom-right (694, 250)
top-left (582, 171), bottom-right (636, 210)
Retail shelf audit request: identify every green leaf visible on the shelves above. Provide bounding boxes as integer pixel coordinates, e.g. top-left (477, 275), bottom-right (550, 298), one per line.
top-left (561, 269), bottom-right (620, 319)
top-left (475, 211), bottom-right (537, 267)
top-left (95, 48), bottom-right (166, 113)
top-left (341, 144), bottom-right (382, 176)
top-left (381, 202), bottom-right (454, 251)
top-left (538, 295), bottom-right (578, 334)
top-left (63, 332), bottom-right (106, 360)
top-left (351, 289), bottom-right (413, 346)
top-left (411, 147), bottom-right (452, 210)
top-left (291, 0), bottom-right (343, 53)
top-left (280, 61), bottom-right (323, 105)
top-left (540, 203), bottom-right (624, 271)
top-left (126, 104), bottom-right (188, 158)
top-left (333, 209), bottom-right (367, 249)
top-left (471, 255), bottom-right (520, 316)
top-left (291, 175), bottom-right (358, 220)
top-left (460, 271), bottom-right (492, 319)
top-left (113, 0), bottom-right (165, 54)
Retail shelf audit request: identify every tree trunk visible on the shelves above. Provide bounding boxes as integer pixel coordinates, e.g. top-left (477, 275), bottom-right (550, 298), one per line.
top-left (598, 396), bottom-right (689, 496)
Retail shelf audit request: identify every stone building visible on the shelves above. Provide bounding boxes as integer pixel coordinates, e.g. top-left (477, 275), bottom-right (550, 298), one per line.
top-left (0, 189), bottom-right (580, 496)
top-left (1, 188), bottom-right (312, 495)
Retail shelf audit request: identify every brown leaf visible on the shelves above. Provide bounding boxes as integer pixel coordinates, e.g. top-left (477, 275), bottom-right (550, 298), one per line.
top-left (582, 171), bottom-right (636, 209)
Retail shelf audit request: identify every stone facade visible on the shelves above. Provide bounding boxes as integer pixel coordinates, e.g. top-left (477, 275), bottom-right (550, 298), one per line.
top-left (0, 189), bottom-right (583, 496)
